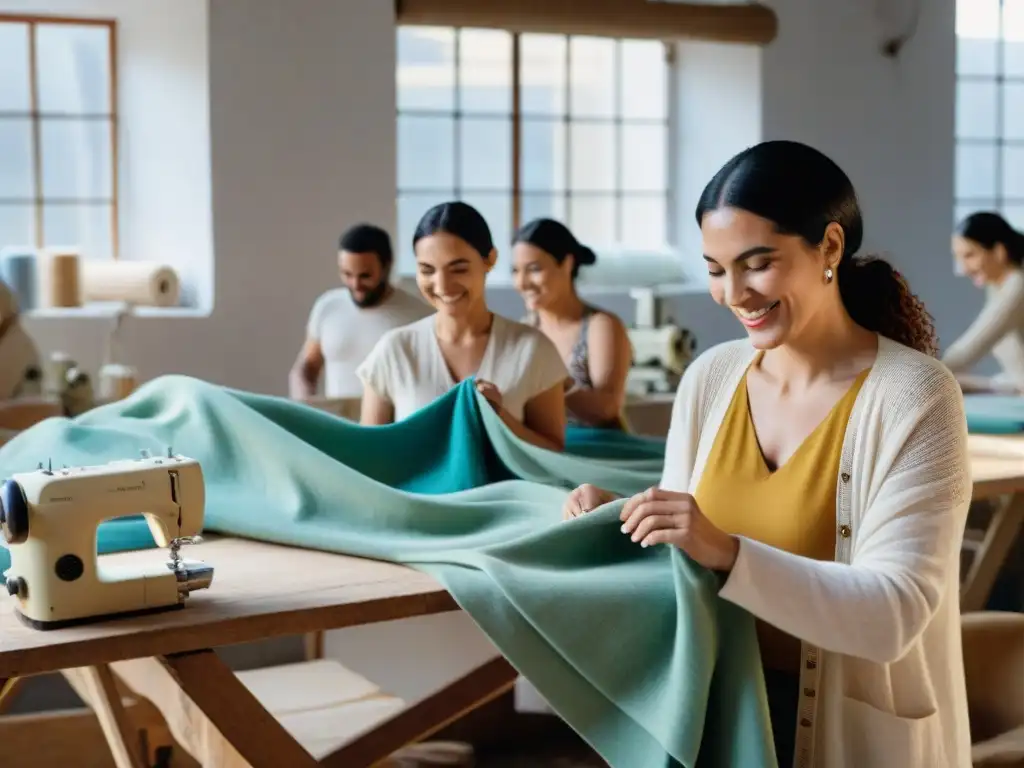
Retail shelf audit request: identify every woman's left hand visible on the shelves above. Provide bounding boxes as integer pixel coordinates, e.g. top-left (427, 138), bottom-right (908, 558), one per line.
top-left (475, 379), bottom-right (503, 410)
top-left (620, 487), bottom-right (739, 572)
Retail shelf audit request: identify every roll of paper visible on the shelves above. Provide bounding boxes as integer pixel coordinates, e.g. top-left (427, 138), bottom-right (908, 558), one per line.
top-left (41, 250), bottom-right (82, 308)
top-left (0, 252), bottom-right (37, 311)
top-left (80, 261), bottom-right (180, 307)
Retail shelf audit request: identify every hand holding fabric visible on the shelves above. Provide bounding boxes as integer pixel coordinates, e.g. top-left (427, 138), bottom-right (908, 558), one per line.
top-left (562, 483), bottom-right (620, 520)
top-left (620, 487), bottom-right (739, 571)
top-left (475, 379), bottom-right (503, 410)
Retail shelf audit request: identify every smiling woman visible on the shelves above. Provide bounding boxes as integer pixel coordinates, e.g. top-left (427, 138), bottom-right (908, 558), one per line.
top-left (356, 201), bottom-right (569, 452)
top-left (563, 141), bottom-right (973, 767)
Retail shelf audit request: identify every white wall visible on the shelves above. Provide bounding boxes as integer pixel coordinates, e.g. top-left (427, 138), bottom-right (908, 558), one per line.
top-left (0, 0), bottom-right (214, 308)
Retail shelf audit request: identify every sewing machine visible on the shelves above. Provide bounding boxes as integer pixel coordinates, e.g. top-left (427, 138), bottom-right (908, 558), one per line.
top-left (625, 287), bottom-right (696, 395)
top-left (0, 451), bottom-right (214, 630)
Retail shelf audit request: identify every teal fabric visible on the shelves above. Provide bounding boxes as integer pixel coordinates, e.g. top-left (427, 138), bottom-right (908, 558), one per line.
top-left (0, 375), bottom-right (775, 768)
top-left (963, 394), bottom-right (1024, 433)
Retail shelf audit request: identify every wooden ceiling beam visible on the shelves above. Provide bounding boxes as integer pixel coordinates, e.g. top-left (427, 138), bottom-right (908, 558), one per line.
top-left (395, 0), bottom-right (778, 45)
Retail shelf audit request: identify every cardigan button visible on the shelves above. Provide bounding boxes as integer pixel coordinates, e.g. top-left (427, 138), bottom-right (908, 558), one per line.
top-left (841, 472), bottom-right (851, 483)
top-left (803, 688), bottom-right (816, 698)
top-left (839, 524), bottom-right (852, 538)
top-left (800, 718), bottom-right (812, 727)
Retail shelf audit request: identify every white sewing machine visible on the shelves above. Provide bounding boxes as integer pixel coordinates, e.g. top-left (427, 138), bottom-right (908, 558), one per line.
top-left (625, 287), bottom-right (696, 395)
top-left (0, 451), bottom-right (214, 630)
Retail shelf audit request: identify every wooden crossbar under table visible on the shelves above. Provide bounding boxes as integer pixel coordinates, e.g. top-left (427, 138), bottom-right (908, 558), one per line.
top-left (0, 538), bottom-right (517, 767)
top-left (963, 436), bottom-right (1024, 612)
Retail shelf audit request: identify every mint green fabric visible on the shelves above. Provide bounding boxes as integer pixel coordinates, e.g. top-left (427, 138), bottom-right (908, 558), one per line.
top-left (0, 375), bottom-right (775, 768)
top-left (963, 393), bottom-right (1024, 433)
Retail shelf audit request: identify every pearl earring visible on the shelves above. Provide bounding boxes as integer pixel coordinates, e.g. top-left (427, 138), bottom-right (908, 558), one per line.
top-left (824, 267), bottom-right (834, 283)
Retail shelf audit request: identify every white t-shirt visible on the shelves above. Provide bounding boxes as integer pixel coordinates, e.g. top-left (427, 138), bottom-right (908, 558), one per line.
top-left (306, 286), bottom-right (432, 398)
top-left (356, 313), bottom-right (569, 421)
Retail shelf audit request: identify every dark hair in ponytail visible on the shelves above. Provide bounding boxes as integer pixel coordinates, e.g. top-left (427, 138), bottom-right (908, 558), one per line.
top-left (956, 211), bottom-right (1024, 266)
top-left (413, 201), bottom-right (495, 260)
top-left (695, 140), bottom-right (937, 356)
top-left (512, 217), bottom-right (597, 279)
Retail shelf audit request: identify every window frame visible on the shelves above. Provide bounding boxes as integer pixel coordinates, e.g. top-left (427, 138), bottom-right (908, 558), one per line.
top-left (396, 26), bottom-right (675, 261)
top-left (954, 0), bottom-right (1024, 223)
top-left (0, 13), bottom-right (120, 258)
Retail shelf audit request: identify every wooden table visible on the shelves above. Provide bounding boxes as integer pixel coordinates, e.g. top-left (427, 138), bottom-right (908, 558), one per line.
top-left (964, 435), bottom-right (1024, 611)
top-left (0, 538), bottom-right (517, 767)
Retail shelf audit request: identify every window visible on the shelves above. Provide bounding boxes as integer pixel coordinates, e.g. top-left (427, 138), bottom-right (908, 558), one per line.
top-left (955, 0), bottom-right (1024, 229)
top-left (396, 27), bottom-right (671, 276)
top-left (0, 15), bottom-right (119, 260)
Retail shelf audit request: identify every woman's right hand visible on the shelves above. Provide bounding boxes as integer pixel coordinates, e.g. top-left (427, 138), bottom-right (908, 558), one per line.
top-left (562, 484), bottom-right (620, 520)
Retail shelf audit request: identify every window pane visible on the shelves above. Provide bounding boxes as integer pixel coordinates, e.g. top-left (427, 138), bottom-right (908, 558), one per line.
top-left (37, 23), bottom-right (112, 114)
top-left (1004, 204), bottom-right (1024, 230)
top-left (397, 26), bottom-right (455, 111)
top-left (569, 123), bottom-right (615, 192)
top-left (459, 116), bottom-right (511, 191)
top-left (621, 197), bottom-right (668, 250)
top-left (40, 118), bottom-right (113, 199)
top-left (0, 118), bottom-right (36, 199)
top-left (956, 0), bottom-right (1001, 77)
top-left (1004, 145), bottom-right (1024, 199)
top-left (520, 34), bottom-right (567, 116)
top-left (398, 114), bottom-right (454, 190)
top-left (1003, 1), bottom-right (1024, 76)
top-left (957, 0), bottom-right (1002, 38)
top-left (1002, 82), bottom-right (1024, 139)
top-left (621, 125), bottom-right (667, 193)
top-left (620, 41), bottom-right (666, 120)
top-left (0, 204), bottom-right (35, 249)
top-left (956, 80), bottom-right (998, 139)
top-left (458, 29), bottom-right (512, 115)
top-left (959, 38), bottom-right (999, 76)
top-left (956, 142), bottom-right (998, 199)
top-left (460, 192), bottom-right (511, 256)
top-left (569, 37), bottom-right (615, 118)
top-left (43, 203), bottom-right (113, 258)
top-left (519, 193), bottom-right (568, 228)
top-left (569, 196), bottom-right (615, 247)
top-left (0, 23), bottom-right (31, 112)
top-left (521, 117), bottom-right (567, 192)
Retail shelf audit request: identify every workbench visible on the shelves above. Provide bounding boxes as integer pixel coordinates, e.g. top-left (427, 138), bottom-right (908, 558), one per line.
top-left (0, 538), bottom-right (516, 767)
top-left (1, 436), bottom-right (1022, 767)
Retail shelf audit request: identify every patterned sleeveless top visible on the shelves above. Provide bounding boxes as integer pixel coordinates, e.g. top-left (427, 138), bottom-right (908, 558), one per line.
top-left (525, 306), bottom-right (622, 429)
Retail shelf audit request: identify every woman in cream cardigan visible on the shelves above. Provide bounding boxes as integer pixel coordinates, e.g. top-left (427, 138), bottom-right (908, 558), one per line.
top-left (564, 141), bottom-right (971, 767)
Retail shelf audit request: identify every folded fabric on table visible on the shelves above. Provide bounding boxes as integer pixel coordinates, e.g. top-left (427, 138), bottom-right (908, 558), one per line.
top-left (963, 394), bottom-right (1024, 434)
top-left (0, 375), bottom-right (774, 768)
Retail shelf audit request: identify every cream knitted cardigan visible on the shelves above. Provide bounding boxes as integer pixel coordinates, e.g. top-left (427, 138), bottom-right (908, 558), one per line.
top-left (660, 336), bottom-right (972, 768)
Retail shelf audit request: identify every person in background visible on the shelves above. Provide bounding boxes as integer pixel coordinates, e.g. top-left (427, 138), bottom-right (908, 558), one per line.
top-left (0, 279), bottom-right (41, 401)
top-left (563, 140), bottom-right (971, 767)
top-left (943, 211), bottom-right (1024, 393)
top-left (289, 224), bottom-right (432, 401)
top-left (512, 218), bottom-right (632, 430)
top-left (357, 202), bottom-right (568, 452)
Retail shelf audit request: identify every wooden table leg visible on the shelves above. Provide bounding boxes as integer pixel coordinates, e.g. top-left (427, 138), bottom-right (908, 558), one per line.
top-left (0, 677), bottom-right (21, 712)
top-left (161, 649), bottom-right (319, 768)
top-left (962, 492), bottom-right (1024, 612)
top-left (65, 666), bottom-right (147, 768)
top-left (319, 656), bottom-right (518, 768)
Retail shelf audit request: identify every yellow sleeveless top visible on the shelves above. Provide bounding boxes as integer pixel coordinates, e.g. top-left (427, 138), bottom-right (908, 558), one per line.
top-left (694, 359), bottom-right (870, 672)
